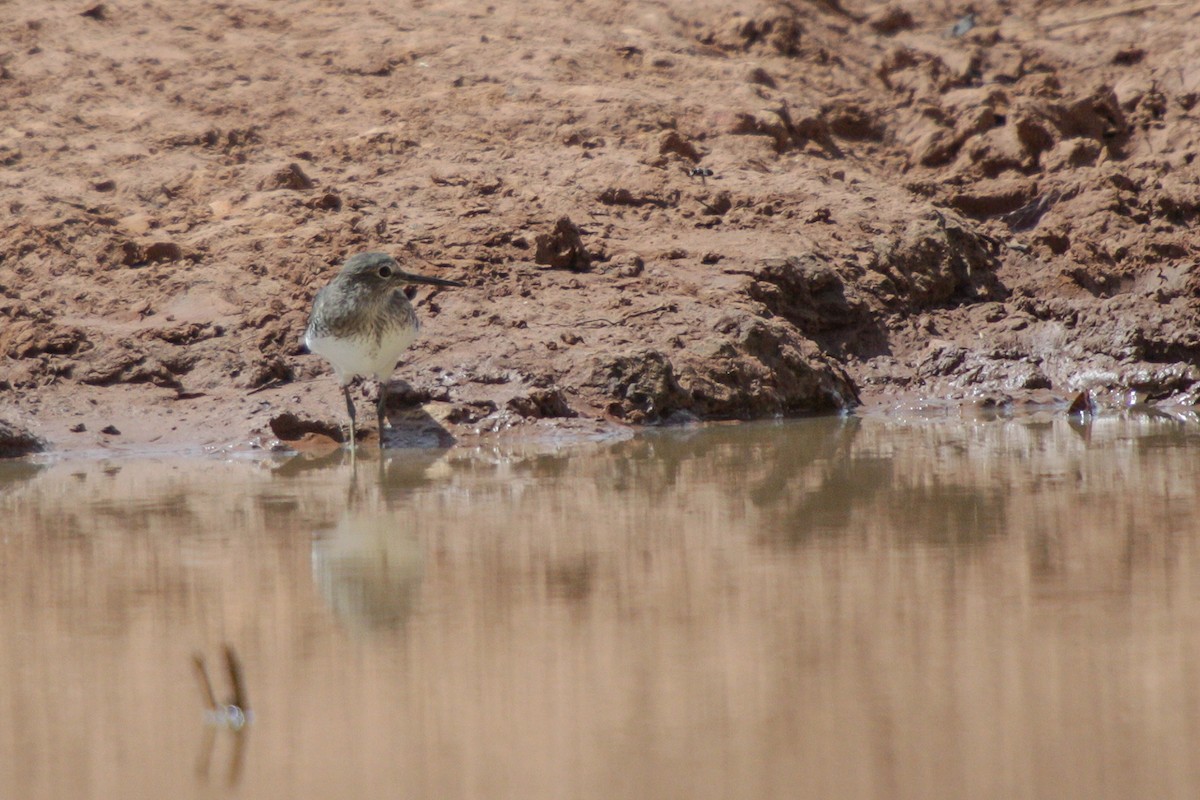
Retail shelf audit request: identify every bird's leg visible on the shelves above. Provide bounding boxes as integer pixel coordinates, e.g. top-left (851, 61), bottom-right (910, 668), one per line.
top-left (342, 384), bottom-right (357, 450)
top-left (376, 382), bottom-right (389, 444)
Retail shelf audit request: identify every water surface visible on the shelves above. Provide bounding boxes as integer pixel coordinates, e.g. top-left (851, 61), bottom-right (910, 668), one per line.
top-left (3, 415), bottom-right (1200, 799)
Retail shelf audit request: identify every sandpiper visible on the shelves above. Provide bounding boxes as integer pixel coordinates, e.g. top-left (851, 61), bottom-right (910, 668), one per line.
top-left (305, 252), bottom-right (463, 447)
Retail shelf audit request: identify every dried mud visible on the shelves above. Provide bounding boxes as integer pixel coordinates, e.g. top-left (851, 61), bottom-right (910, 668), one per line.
top-left (2, 0), bottom-right (1200, 454)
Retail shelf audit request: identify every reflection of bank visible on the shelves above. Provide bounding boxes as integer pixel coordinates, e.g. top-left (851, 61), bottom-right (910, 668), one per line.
top-left (312, 510), bottom-right (425, 632)
top-left (0, 459), bottom-right (45, 494)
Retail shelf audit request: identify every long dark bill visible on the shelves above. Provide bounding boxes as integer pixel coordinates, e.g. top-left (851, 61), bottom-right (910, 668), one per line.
top-left (397, 270), bottom-right (464, 288)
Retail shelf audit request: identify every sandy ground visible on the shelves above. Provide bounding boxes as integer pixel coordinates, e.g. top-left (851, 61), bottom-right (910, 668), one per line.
top-left (3, 0), bottom-right (1200, 455)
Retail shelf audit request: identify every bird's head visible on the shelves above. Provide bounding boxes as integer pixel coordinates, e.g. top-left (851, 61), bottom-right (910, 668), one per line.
top-left (338, 252), bottom-right (464, 291)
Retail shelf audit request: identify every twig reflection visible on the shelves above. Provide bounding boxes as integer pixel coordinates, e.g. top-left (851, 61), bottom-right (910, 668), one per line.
top-left (192, 645), bottom-right (252, 787)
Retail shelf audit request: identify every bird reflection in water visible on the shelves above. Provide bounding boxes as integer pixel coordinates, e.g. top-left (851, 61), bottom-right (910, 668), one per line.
top-left (308, 450), bottom-right (432, 632)
top-left (312, 509), bottom-right (425, 632)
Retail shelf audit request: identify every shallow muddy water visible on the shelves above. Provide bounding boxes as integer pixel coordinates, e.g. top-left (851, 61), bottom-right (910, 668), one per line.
top-left (4, 415), bottom-right (1200, 799)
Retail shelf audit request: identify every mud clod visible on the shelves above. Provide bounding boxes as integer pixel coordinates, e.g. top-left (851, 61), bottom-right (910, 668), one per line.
top-left (260, 163), bottom-right (314, 191)
top-left (507, 387), bottom-right (575, 419)
top-left (269, 413), bottom-right (343, 443)
top-left (658, 130), bottom-right (701, 162)
top-left (589, 351), bottom-right (690, 421)
top-left (0, 322), bottom-right (88, 359)
top-left (534, 217), bottom-right (591, 272)
top-left (868, 6), bottom-right (915, 35)
top-left (749, 254), bottom-right (863, 334)
top-left (116, 240), bottom-right (183, 267)
top-left (0, 420), bottom-right (45, 458)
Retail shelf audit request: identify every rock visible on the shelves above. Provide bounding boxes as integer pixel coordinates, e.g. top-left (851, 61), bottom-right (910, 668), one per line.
top-left (259, 163), bottom-right (314, 191)
top-left (113, 240), bottom-right (184, 267)
top-left (596, 187), bottom-right (667, 208)
top-left (0, 140), bottom-right (21, 166)
top-left (747, 67), bottom-right (777, 88)
top-left (307, 192), bottom-right (342, 211)
top-left (78, 346), bottom-right (183, 389)
top-left (906, 97), bottom-right (1002, 168)
top-left (701, 192), bottom-right (732, 216)
top-left (245, 357), bottom-right (293, 389)
top-left (731, 103), bottom-right (840, 155)
top-left (147, 322), bottom-right (225, 346)
top-left (506, 387), bottom-right (575, 419)
top-left (961, 125), bottom-right (1034, 177)
top-left (534, 217), bottom-right (591, 271)
top-left (947, 178), bottom-right (1037, 217)
top-left (676, 314), bottom-right (858, 417)
top-left (269, 413), bottom-right (344, 442)
top-left (764, 15), bottom-right (803, 56)
top-left (118, 240), bottom-right (144, 266)
top-left (823, 99), bottom-right (886, 141)
top-left (910, 128), bottom-right (958, 168)
top-left (731, 109), bottom-right (794, 152)
top-left (444, 401), bottom-right (498, 425)
top-left (734, 318), bottom-right (860, 410)
top-left (0, 420), bottom-right (45, 458)
top-left (658, 130), bottom-right (701, 162)
top-left (605, 252), bottom-right (644, 277)
top-left (868, 6), bottom-right (915, 35)
top-left (748, 254), bottom-right (864, 333)
top-left (144, 242), bottom-right (183, 263)
top-left (870, 213), bottom-right (1005, 308)
top-left (0, 321), bottom-right (88, 358)
top-left (1043, 139), bottom-right (1101, 171)
top-left (587, 350), bottom-right (689, 421)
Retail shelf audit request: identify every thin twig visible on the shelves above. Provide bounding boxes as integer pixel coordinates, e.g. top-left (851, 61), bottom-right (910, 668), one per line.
top-left (192, 653), bottom-right (218, 711)
top-left (1042, 1), bottom-right (1183, 30)
top-left (568, 304), bottom-right (677, 329)
top-left (246, 378), bottom-right (286, 395)
top-left (224, 645), bottom-right (249, 712)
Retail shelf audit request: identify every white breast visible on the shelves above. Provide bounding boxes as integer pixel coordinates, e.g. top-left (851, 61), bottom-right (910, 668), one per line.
top-left (306, 327), bottom-right (418, 384)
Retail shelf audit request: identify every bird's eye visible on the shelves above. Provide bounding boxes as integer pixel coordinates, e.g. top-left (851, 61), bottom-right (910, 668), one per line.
top-left (378, 266), bottom-right (392, 278)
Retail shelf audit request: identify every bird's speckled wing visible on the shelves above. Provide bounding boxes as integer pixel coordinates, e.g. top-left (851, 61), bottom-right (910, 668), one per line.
top-left (306, 279), bottom-right (378, 339)
top-left (305, 284), bottom-right (331, 336)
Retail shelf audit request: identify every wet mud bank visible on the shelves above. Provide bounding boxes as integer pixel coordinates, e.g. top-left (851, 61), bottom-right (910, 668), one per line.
top-left (3, 0), bottom-right (1199, 455)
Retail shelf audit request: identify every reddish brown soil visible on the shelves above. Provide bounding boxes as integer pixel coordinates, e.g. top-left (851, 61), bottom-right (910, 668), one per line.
top-left (3, 0), bottom-right (1200, 455)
